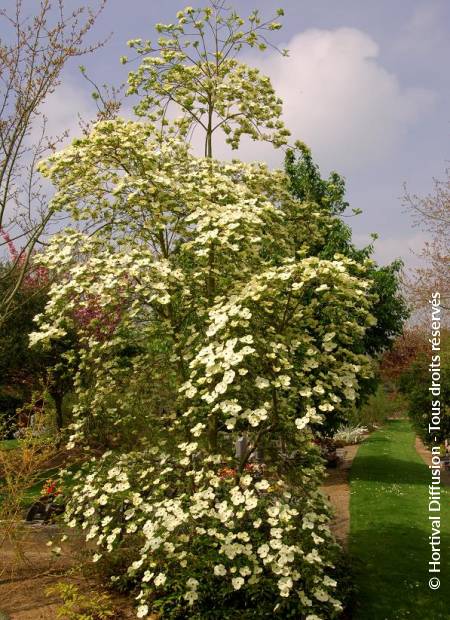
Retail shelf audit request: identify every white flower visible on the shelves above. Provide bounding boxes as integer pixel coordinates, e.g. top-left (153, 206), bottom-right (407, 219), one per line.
top-left (136, 604), bottom-right (149, 618)
top-left (278, 575), bottom-right (293, 597)
top-left (214, 564), bottom-right (227, 576)
top-left (257, 543), bottom-right (270, 558)
top-left (255, 376), bottom-right (270, 389)
top-left (247, 412), bottom-right (260, 427)
top-left (314, 588), bottom-right (329, 602)
top-left (154, 572), bottom-right (167, 587)
top-left (232, 577), bottom-right (245, 590)
top-left (267, 506), bottom-right (280, 518)
top-left (295, 416), bottom-right (309, 430)
top-left (276, 374), bottom-right (291, 388)
top-left (240, 335), bottom-right (254, 344)
top-left (190, 422), bottom-right (205, 437)
top-left (245, 496), bottom-right (258, 510)
top-left (323, 575), bottom-right (337, 588)
top-left (306, 549), bottom-right (322, 564)
top-left (184, 590), bottom-right (198, 605)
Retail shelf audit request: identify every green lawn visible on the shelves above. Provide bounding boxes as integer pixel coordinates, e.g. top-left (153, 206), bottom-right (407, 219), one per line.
top-left (0, 438), bottom-right (20, 450)
top-left (349, 420), bottom-right (450, 619)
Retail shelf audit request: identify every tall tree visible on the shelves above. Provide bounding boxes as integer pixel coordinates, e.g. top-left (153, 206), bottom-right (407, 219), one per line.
top-left (30, 5), bottom-right (378, 617)
top-left (284, 142), bottom-right (409, 435)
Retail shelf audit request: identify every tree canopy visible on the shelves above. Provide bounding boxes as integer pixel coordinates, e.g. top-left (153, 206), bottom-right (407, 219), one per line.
top-left (28, 3), bottom-right (407, 617)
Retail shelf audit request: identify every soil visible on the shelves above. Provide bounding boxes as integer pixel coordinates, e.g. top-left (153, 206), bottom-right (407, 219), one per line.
top-left (320, 444), bottom-right (361, 547)
top-left (0, 524), bottom-right (134, 620)
top-left (415, 436), bottom-right (450, 486)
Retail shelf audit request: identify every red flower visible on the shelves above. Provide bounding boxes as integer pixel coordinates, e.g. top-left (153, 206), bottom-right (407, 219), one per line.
top-left (218, 467), bottom-right (236, 479)
top-left (42, 479), bottom-right (61, 496)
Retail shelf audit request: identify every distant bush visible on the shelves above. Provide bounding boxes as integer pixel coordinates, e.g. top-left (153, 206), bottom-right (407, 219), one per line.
top-left (348, 385), bottom-right (408, 429)
top-left (399, 331), bottom-right (449, 445)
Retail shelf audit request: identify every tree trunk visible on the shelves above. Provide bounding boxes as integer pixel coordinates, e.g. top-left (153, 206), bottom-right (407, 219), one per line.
top-left (52, 390), bottom-right (64, 432)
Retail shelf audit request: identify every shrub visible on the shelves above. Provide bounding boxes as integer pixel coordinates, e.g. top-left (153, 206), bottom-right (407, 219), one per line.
top-left (352, 384), bottom-right (408, 429)
top-left (63, 448), bottom-right (344, 619)
top-left (399, 331), bottom-right (449, 445)
top-left (0, 394), bottom-right (22, 438)
top-left (46, 582), bottom-right (118, 620)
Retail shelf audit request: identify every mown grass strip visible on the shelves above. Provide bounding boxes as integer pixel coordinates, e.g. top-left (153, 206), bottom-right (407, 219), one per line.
top-left (349, 420), bottom-right (450, 619)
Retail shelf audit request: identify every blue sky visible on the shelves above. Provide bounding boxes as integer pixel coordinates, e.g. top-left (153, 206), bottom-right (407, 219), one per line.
top-left (19, 0), bottom-right (450, 268)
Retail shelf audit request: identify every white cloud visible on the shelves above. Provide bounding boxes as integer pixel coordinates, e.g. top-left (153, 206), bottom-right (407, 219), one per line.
top-left (207, 28), bottom-right (435, 172)
top-left (33, 29), bottom-right (435, 180)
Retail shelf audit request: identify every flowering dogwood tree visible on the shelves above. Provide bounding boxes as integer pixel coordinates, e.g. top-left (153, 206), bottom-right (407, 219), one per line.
top-left (32, 3), bottom-right (377, 618)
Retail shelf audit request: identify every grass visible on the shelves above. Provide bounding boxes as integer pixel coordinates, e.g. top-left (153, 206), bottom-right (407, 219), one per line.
top-left (0, 438), bottom-right (20, 450)
top-left (349, 420), bottom-right (450, 619)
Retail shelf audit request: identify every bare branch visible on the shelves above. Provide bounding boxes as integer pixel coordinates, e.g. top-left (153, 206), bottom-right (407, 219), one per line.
top-left (0, 0), bottom-right (108, 323)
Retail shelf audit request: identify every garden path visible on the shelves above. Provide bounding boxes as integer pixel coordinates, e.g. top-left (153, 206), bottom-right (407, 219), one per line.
top-left (320, 443), bottom-right (360, 547)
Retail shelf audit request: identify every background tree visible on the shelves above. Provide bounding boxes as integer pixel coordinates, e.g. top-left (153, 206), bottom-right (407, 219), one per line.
top-left (399, 331), bottom-right (449, 445)
top-left (0, 0), bottom-right (106, 323)
top-left (403, 167), bottom-right (449, 323)
top-left (0, 252), bottom-right (76, 433)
